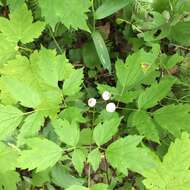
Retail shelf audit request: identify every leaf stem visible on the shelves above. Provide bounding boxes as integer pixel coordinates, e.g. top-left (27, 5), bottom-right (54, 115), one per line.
top-left (48, 26), bottom-right (63, 53)
top-left (91, 0), bottom-right (96, 31)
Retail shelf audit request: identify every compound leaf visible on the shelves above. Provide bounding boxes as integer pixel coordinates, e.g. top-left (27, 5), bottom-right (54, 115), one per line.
top-left (0, 142), bottom-right (19, 172)
top-left (52, 119), bottom-right (80, 147)
top-left (18, 137), bottom-right (63, 172)
top-left (63, 68), bottom-right (84, 96)
top-left (0, 4), bottom-right (45, 43)
top-left (143, 133), bottom-right (190, 190)
top-left (88, 148), bottom-right (101, 171)
top-left (153, 104), bottom-right (190, 137)
top-left (72, 149), bottom-right (86, 175)
top-left (0, 105), bottom-right (23, 140)
top-left (138, 76), bottom-right (176, 109)
top-left (132, 111), bottom-right (160, 143)
top-left (39, 0), bottom-right (91, 31)
top-left (106, 135), bottom-right (158, 175)
top-left (17, 112), bottom-right (45, 146)
top-left (93, 116), bottom-right (122, 146)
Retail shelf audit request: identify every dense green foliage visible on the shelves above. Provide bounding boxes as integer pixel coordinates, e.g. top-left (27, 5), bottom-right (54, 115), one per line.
top-left (0, 0), bottom-right (190, 189)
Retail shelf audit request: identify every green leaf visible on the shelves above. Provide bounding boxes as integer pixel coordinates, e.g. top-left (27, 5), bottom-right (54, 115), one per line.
top-left (88, 148), bottom-right (101, 171)
top-left (115, 49), bottom-right (156, 90)
top-left (132, 111), bottom-right (160, 143)
top-left (0, 171), bottom-right (20, 190)
top-left (32, 169), bottom-right (50, 187)
top-left (92, 31), bottom-right (112, 73)
top-left (18, 137), bottom-right (63, 172)
top-left (170, 22), bottom-right (190, 46)
top-left (17, 112), bottom-right (45, 146)
top-left (0, 105), bottom-right (23, 140)
top-left (0, 4), bottom-right (45, 43)
top-left (79, 128), bottom-right (93, 145)
top-left (52, 119), bottom-right (80, 147)
top-left (93, 116), bottom-right (122, 146)
top-left (56, 54), bottom-right (74, 81)
top-left (51, 164), bottom-right (84, 188)
top-left (0, 51), bottom-right (63, 118)
top-left (0, 142), bottom-right (18, 172)
top-left (39, 0), bottom-right (91, 31)
top-left (63, 68), bottom-right (84, 96)
top-left (32, 48), bottom-right (59, 87)
top-left (7, 0), bottom-right (25, 11)
top-left (106, 135), bottom-right (158, 175)
top-left (143, 133), bottom-right (190, 190)
top-left (91, 184), bottom-right (108, 190)
top-left (165, 53), bottom-right (184, 69)
top-left (60, 107), bottom-right (86, 123)
top-left (72, 149), bottom-right (86, 175)
top-left (66, 186), bottom-right (88, 190)
top-left (82, 42), bottom-right (101, 69)
top-left (138, 76), bottom-right (176, 109)
top-left (0, 34), bottom-right (17, 64)
top-left (2, 77), bottom-right (41, 108)
top-left (95, 0), bottom-right (132, 19)
top-left (153, 104), bottom-right (190, 137)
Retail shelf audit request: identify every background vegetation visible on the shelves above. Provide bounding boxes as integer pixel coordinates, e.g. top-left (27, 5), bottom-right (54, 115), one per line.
top-left (0, 0), bottom-right (190, 190)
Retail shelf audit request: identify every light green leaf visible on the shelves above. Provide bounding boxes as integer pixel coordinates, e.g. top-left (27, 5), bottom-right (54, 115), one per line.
top-left (0, 4), bottom-right (45, 43)
top-left (153, 104), bottom-right (190, 137)
top-left (0, 34), bottom-right (17, 64)
top-left (32, 169), bottom-right (50, 187)
top-left (51, 164), bottom-right (84, 188)
top-left (31, 48), bottom-right (59, 87)
top-left (88, 148), bottom-right (101, 171)
top-left (115, 49), bottom-right (156, 90)
top-left (56, 54), bottom-right (74, 81)
top-left (66, 185), bottom-right (88, 190)
top-left (2, 77), bottom-right (41, 108)
top-left (106, 135), bottom-right (158, 175)
top-left (0, 171), bottom-right (20, 190)
top-left (138, 76), bottom-right (176, 109)
top-left (91, 183), bottom-right (108, 190)
top-left (0, 105), bottom-right (23, 140)
top-left (17, 112), bottom-right (45, 146)
top-left (63, 68), bottom-right (83, 96)
top-left (39, 0), bottom-right (91, 31)
top-left (132, 111), bottom-right (160, 143)
top-left (0, 51), bottom-right (62, 118)
top-left (95, 0), bottom-right (132, 19)
top-left (60, 107), bottom-right (86, 123)
top-left (52, 119), bottom-right (80, 147)
top-left (72, 149), bottom-right (86, 175)
top-left (92, 31), bottom-right (111, 73)
top-left (143, 133), bottom-right (190, 190)
top-left (165, 53), bottom-right (184, 69)
top-left (18, 137), bottom-right (63, 172)
top-left (7, 0), bottom-right (25, 11)
top-left (93, 116), bottom-right (122, 146)
top-left (0, 142), bottom-right (19, 172)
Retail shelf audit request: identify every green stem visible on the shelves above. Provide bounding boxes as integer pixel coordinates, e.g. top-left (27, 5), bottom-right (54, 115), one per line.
top-left (48, 26), bottom-right (63, 53)
top-left (91, 0), bottom-right (96, 32)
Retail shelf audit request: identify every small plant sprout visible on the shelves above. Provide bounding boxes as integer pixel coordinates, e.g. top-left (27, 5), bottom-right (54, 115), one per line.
top-left (106, 102), bottom-right (116, 113)
top-left (88, 98), bottom-right (97, 107)
top-left (102, 91), bottom-right (111, 101)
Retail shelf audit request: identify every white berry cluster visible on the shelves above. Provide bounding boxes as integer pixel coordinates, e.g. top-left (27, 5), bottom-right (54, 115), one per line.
top-left (88, 91), bottom-right (116, 113)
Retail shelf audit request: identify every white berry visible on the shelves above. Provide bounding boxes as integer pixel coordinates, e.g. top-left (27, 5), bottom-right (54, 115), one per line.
top-left (106, 102), bottom-right (116, 113)
top-left (88, 98), bottom-right (97, 107)
top-left (102, 91), bottom-right (111, 101)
